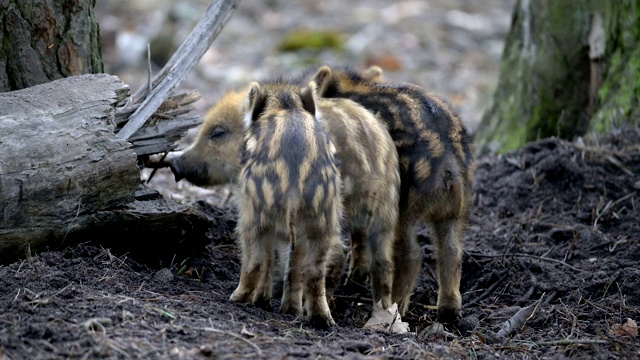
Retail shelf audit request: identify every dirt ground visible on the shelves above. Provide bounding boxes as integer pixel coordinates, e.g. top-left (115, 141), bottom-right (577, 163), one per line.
top-left (1, 127), bottom-right (639, 359)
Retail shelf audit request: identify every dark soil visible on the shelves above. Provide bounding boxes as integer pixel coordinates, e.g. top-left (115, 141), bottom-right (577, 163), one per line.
top-left (1, 128), bottom-right (639, 359)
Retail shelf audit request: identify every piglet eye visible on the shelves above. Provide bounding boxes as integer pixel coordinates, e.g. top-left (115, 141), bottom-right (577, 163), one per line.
top-left (210, 126), bottom-right (227, 139)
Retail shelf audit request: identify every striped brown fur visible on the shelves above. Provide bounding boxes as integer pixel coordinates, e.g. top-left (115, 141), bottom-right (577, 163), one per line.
top-left (313, 66), bottom-right (475, 323)
top-left (170, 81), bottom-right (343, 329)
top-left (170, 73), bottom-right (402, 320)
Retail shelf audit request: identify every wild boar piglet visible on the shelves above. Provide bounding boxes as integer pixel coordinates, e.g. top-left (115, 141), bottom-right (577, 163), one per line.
top-left (313, 65), bottom-right (475, 323)
top-left (170, 81), bottom-right (343, 329)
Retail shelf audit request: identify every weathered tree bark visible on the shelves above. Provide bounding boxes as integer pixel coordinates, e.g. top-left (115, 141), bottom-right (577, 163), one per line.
top-left (0, 0), bottom-right (103, 92)
top-left (0, 75), bottom-right (136, 260)
top-left (476, 0), bottom-right (640, 154)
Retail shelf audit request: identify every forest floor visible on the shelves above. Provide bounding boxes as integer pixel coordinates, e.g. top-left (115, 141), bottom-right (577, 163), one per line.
top-left (1, 1), bottom-right (639, 359)
top-left (1, 129), bottom-right (639, 359)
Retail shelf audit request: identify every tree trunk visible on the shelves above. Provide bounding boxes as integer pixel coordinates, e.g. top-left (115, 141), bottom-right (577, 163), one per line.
top-left (591, 0), bottom-right (640, 133)
top-left (476, 0), bottom-right (640, 154)
top-left (0, 0), bottom-right (103, 92)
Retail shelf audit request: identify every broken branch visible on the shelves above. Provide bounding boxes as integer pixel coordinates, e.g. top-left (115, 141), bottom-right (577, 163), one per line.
top-left (117, 0), bottom-right (241, 140)
top-left (496, 293), bottom-right (544, 338)
top-left (467, 252), bottom-right (586, 272)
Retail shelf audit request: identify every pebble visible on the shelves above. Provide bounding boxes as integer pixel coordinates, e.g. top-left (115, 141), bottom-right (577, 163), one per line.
top-left (153, 268), bottom-right (174, 284)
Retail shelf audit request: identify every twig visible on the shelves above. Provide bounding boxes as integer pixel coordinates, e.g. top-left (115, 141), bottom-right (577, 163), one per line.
top-left (83, 318), bottom-right (112, 335)
top-left (496, 293), bottom-right (545, 338)
top-left (28, 283), bottom-right (74, 304)
top-left (604, 155), bottom-right (634, 176)
top-left (146, 152), bottom-right (168, 183)
top-left (117, 0), bottom-right (240, 139)
top-left (593, 191), bottom-right (637, 229)
top-left (467, 252), bottom-right (586, 272)
top-left (572, 140), bottom-right (636, 169)
top-left (387, 305), bottom-right (399, 332)
top-left (147, 42), bottom-right (152, 98)
top-left (467, 273), bottom-right (508, 306)
top-left (15, 260), bottom-right (25, 276)
top-left (107, 341), bottom-right (132, 359)
top-left (516, 273), bottom-right (537, 305)
top-left (535, 339), bottom-right (609, 346)
top-left (332, 294), bottom-right (373, 303)
top-left (200, 319), bottom-right (262, 355)
top-left (25, 244), bottom-right (39, 277)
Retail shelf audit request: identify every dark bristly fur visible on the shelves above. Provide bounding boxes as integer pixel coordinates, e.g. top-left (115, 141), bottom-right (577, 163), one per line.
top-left (313, 66), bottom-right (475, 323)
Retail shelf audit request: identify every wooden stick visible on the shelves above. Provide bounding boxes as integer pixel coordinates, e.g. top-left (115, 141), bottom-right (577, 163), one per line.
top-left (593, 191), bottom-right (637, 228)
top-left (200, 319), bottom-right (262, 355)
top-left (117, 0), bottom-right (241, 140)
top-left (467, 252), bottom-right (586, 272)
top-left (496, 293), bottom-right (544, 338)
top-left (535, 339), bottom-right (610, 346)
top-left (466, 273), bottom-right (508, 306)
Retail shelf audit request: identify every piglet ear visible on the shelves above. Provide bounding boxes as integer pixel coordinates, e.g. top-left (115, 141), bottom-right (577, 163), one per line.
top-left (313, 65), bottom-right (333, 97)
top-left (244, 82), bottom-right (266, 129)
top-left (361, 65), bottom-right (384, 82)
top-left (300, 81), bottom-right (318, 117)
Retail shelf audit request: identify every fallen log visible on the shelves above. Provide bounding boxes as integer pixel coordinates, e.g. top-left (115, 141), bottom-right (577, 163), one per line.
top-left (0, 75), bottom-right (220, 263)
top-left (0, 0), bottom-right (242, 263)
top-left (0, 75), bottom-right (137, 261)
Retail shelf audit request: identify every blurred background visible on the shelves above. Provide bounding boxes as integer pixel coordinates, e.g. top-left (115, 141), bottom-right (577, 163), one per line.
top-left (96, 0), bottom-right (515, 131)
top-left (95, 0), bottom-right (516, 201)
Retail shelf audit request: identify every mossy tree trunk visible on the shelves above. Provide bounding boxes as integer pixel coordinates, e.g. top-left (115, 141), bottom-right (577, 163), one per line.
top-left (0, 0), bottom-right (103, 92)
top-left (476, 0), bottom-right (640, 154)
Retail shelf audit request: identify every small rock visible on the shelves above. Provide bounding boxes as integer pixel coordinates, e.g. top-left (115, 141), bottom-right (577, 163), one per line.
top-left (153, 268), bottom-right (174, 284)
top-left (579, 229), bottom-right (593, 242)
top-left (456, 315), bottom-right (479, 334)
top-left (423, 322), bottom-right (445, 335)
top-left (432, 344), bottom-right (452, 358)
top-left (418, 322), bottom-right (458, 340)
top-left (633, 180), bottom-right (640, 190)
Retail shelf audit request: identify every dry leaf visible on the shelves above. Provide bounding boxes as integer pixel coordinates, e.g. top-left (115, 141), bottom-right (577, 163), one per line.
top-left (241, 325), bottom-right (256, 338)
top-left (622, 318), bottom-right (637, 336)
top-left (475, 331), bottom-right (487, 344)
top-left (363, 301), bottom-right (410, 334)
top-left (609, 318), bottom-right (638, 337)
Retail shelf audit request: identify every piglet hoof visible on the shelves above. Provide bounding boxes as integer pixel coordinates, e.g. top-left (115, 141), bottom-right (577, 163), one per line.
top-left (230, 287), bottom-right (250, 303)
top-left (308, 313), bottom-right (336, 330)
top-left (437, 306), bottom-right (461, 324)
top-left (380, 296), bottom-right (392, 311)
top-left (280, 300), bottom-right (302, 317)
